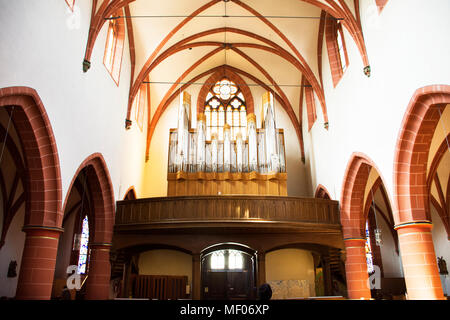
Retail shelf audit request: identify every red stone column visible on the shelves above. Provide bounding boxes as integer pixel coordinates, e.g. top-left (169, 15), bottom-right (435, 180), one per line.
top-left (395, 222), bottom-right (445, 300)
top-left (85, 243), bottom-right (112, 300)
top-left (16, 226), bottom-right (63, 300)
top-left (344, 238), bottom-right (371, 299)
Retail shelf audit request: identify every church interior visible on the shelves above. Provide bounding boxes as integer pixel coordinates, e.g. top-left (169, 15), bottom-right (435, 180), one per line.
top-left (0, 0), bottom-right (449, 301)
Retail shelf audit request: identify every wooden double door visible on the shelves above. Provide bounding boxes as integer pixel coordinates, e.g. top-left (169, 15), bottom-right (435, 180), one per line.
top-left (201, 249), bottom-right (256, 300)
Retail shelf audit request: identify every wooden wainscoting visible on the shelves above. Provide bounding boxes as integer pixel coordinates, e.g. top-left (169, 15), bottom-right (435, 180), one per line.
top-left (132, 275), bottom-right (188, 300)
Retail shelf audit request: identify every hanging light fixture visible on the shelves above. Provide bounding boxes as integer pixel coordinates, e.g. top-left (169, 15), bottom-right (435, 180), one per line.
top-left (374, 227), bottom-right (382, 247)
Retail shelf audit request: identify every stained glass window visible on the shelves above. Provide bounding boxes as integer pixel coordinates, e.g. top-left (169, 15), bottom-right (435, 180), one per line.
top-left (205, 78), bottom-right (246, 140)
top-left (77, 215), bottom-right (89, 274)
top-left (365, 221), bottom-right (374, 274)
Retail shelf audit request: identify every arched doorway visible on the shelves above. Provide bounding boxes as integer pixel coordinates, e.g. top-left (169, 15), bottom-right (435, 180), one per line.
top-left (201, 243), bottom-right (256, 300)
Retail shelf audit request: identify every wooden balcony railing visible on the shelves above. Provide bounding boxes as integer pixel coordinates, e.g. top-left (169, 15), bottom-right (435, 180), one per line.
top-left (115, 196), bottom-right (341, 231)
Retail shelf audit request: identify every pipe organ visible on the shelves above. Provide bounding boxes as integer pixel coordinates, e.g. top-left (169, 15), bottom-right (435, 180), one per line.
top-left (168, 91), bottom-right (287, 196)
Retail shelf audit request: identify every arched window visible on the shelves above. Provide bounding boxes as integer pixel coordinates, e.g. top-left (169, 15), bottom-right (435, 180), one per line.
top-left (211, 250), bottom-right (225, 269)
top-left (210, 249), bottom-right (244, 270)
top-left (204, 78), bottom-right (247, 141)
top-left (228, 250), bottom-right (243, 270)
top-left (103, 10), bottom-right (125, 85)
top-left (336, 22), bottom-right (348, 72)
top-left (77, 215), bottom-right (89, 274)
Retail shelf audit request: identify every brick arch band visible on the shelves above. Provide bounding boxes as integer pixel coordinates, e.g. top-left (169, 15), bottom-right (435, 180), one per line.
top-left (0, 86), bottom-right (62, 299)
top-left (392, 85), bottom-right (449, 300)
top-left (314, 184), bottom-right (331, 199)
top-left (340, 152), bottom-right (385, 300)
top-left (394, 85), bottom-right (450, 225)
top-left (62, 153), bottom-right (116, 300)
top-left (197, 70), bottom-right (254, 114)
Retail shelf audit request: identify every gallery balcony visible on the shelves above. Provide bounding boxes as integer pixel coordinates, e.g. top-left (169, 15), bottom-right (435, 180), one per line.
top-left (114, 195), bottom-right (341, 234)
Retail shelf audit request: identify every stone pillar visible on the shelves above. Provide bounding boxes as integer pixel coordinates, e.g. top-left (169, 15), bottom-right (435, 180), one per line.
top-left (257, 252), bottom-right (266, 287)
top-left (15, 226), bottom-right (63, 300)
top-left (395, 222), bottom-right (445, 300)
top-left (192, 253), bottom-right (201, 300)
top-left (322, 255), bottom-right (333, 296)
top-left (85, 243), bottom-right (112, 300)
top-left (344, 238), bottom-right (371, 299)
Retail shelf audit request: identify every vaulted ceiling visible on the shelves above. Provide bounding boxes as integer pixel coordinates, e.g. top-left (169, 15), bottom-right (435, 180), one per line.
top-left (84, 0), bottom-right (369, 156)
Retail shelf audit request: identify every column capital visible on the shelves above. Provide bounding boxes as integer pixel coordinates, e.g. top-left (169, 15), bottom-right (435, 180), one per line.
top-left (343, 238), bottom-right (366, 247)
top-left (394, 220), bottom-right (432, 231)
top-left (22, 224), bottom-right (64, 234)
top-left (89, 242), bottom-right (113, 251)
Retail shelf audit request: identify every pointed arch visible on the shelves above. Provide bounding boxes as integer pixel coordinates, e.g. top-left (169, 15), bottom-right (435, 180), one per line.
top-left (63, 153), bottom-right (115, 300)
top-left (126, 27), bottom-right (328, 126)
top-left (0, 86), bottom-right (62, 300)
top-left (393, 85), bottom-right (450, 225)
top-left (197, 69), bottom-right (254, 114)
top-left (0, 87), bottom-right (62, 228)
top-left (315, 184), bottom-right (331, 199)
top-left (123, 186), bottom-right (137, 200)
top-left (145, 65), bottom-right (305, 163)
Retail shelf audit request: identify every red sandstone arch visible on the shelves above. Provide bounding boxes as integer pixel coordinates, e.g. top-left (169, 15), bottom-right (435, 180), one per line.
top-left (63, 153), bottom-right (115, 300)
top-left (0, 86), bottom-right (62, 300)
top-left (314, 184), bottom-right (332, 199)
top-left (196, 69), bottom-right (254, 114)
top-left (123, 186), bottom-right (137, 200)
top-left (340, 152), bottom-right (385, 299)
top-left (0, 87), bottom-right (62, 227)
top-left (392, 85), bottom-right (449, 300)
top-left (393, 85), bottom-right (450, 225)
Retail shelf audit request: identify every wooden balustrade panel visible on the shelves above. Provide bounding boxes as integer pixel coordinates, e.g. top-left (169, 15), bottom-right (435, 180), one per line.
top-left (116, 196), bottom-right (340, 228)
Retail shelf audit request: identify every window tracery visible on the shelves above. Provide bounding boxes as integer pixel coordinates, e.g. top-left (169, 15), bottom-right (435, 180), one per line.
top-left (204, 79), bottom-right (247, 141)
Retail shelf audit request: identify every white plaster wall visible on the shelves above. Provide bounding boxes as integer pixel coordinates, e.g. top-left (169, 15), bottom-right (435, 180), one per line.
top-left (306, 0), bottom-right (450, 206)
top-left (0, 0), bottom-right (134, 204)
